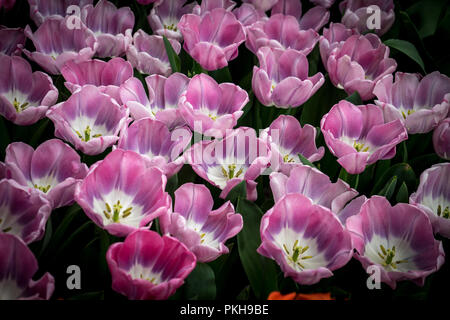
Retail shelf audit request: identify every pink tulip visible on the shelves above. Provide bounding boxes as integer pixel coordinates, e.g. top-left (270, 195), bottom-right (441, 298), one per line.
top-left (0, 26), bottom-right (25, 55)
top-left (46, 85), bottom-right (129, 155)
top-left (243, 0), bottom-right (277, 12)
top-left (107, 229), bottom-right (196, 300)
top-left (346, 196), bottom-right (445, 289)
top-left (178, 8), bottom-right (246, 71)
top-left (320, 100), bottom-right (408, 174)
top-left (75, 149), bottom-right (171, 237)
top-left (433, 118), bottom-right (450, 160)
top-left (232, 3), bottom-right (267, 27)
top-left (0, 55), bottom-right (58, 126)
top-left (194, 0), bottom-right (236, 15)
top-left (28, 0), bottom-right (93, 26)
top-left (160, 183), bottom-right (243, 262)
top-left (0, 234), bottom-right (54, 299)
top-left (258, 194), bottom-right (353, 285)
top-left (272, 1), bottom-right (330, 32)
top-left (24, 16), bottom-right (97, 75)
top-left (374, 72), bottom-right (450, 134)
top-left (252, 47), bottom-right (324, 108)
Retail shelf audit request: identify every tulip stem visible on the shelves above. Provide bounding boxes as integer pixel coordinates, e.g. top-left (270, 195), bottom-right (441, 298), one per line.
top-left (402, 141), bottom-right (408, 163)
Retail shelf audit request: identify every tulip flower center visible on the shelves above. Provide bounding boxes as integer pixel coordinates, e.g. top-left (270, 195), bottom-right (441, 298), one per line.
top-left (0, 218), bottom-right (12, 233)
top-left (376, 245), bottom-right (408, 270)
top-left (353, 141), bottom-right (369, 152)
top-left (103, 200), bottom-right (133, 223)
top-left (164, 23), bottom-right (178, 32)
top-left (13, 97), bottom-right (29, 113)
top-left (283, 154), bottom-right (295, 163)
top-left (221, 164), bottom-right (244, 180)
top-left (437, 204), bottom-right (450, 219)
top-left (75, 126), bottom-right (102, 142)
top-left (283, 240), bottom-right (313, 270)
top-left (34, 184), bottom-right (51, 193)
top-left (401, 109), bottom-right (415, 119)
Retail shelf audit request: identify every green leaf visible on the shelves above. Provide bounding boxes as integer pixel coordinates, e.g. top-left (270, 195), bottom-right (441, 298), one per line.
top-left (371, 163), bottom-right (416, 197)
top-left (345, 92), bottom-right (362, 105)
top-left (163, 36), bottom-right (181, 73)
top-left (184, 263), bottom-right (216, 300)
top-left (396, 182), bottom-right (409, 204)
top-left (226, 180), bottom-right (247, 204)
top-left (0, 116), bottom-right (10, 159)
top-left (298, 153), bottom-right (316, 168)
top-left (406, 0), bottom-right (448, 39)
top-left (209, 66), bottom-right (232, 83)
top-left (384, 39), bottom-right (426, 73)
top-left (378, 176), bottom-right (397, 200)
top-left (237, 198), bottom-right (278, 299)
top-left (68, 291), bottom-right (105, 300)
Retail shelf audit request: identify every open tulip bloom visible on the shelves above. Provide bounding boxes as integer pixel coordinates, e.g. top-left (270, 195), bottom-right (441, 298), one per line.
top-left (0, 55), bottom-right (58, 125)
top-left (433, 118), bottom-right (450, 160)
top-left (23, 16), bottom-right (98, 75)
top-left (28, 0), bottom-right (93, 26)
top-left (120, 72), bottom-right (190, 129)
top-left (410, 163), bottom-right (450, 238)
top-left (374, 72), bottom-right (450, 134)
top-left (61, 57), bottom-right (133, 105)
top-left (321, 100), bottom-right (408, 174)
top-left (185, 127), bottom-right (271, 201)
top-left (346, 196), bottom-right (445, 289)
top-left (270, 164), bottom-right (366, 225)
top-left (0, 179), bottom-right (51, 244)
top-left (2, 139), bottom-right (88, 209)
top-left (193, 0), bottom-right (237, 15)
top-left (46, 85), bottom-right (129, 156)
top-left (178, 73), bottom-right (248, 137)
top-left (106, 229), bottom-right (196, 300)
top-left (232, 3), bottom-right (267, 27)
top-left (75, 149), bottom-right (171, 237)
top-left (178, 8), bottom-right (246, 71)
top-left (258, 194), bottom-right (353, 285)
top-left (117, 118), bottom-right (192, 178)
top-left (81, 0), bottom-right (134, 58)
top-left (260, 115), bottom-right (324, 174)
top-left (160, 183), bottom-right (243, 262)
top-left (252, 47), bottom-right (324, 108)
top-left (0, 233), bottom-right (54, 300)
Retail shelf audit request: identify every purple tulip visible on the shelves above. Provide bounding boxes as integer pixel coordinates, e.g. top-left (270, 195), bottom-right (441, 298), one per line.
top-left (271, 1), bottom-right (330, 32)
top-left (106, 229), bottom-right (196, 300)
top-left (242, 0), bottom-right (277, 12)
top-left (61, 57), bottom-right (133, 104)
top-left (160, 183), bottom-right (243, 262)
top-left (28, 0), bottom-right (93, 26)
top-left (246, 14), bottom-right (319, 56)
top-left (117, 118), bottom-right (192, 178)
top-left (319, 22), bottom-right (358, 70)
top-left (0, 180), bottom-right (51, 244)
top-left (194, 0), bottom-right (237, 15)
top-left (252, 47), bottom-right (324, 108)
top-left (260, 115), bottom-right (324, 174)
top-left (320, 100), bottom-right (408, 174)
top-left (327, 33), bottom-right (397, 101)
top-left (126, 29), bottom-right (181, 76)
top-left (0, 55), bottom-right (58, 126)
top-left (24, 16), bottom-right (97, 75)
top-left (185, 127), bottom-right (270, 201)
top-left (310, 0), bottom-right (335, 8)
top-left (178, 73), bottom-right (248, 137)
top-left (433, 118), bottom-right (450, 160)
top-left (410, 163), bottom-right (450, 239)
top-left (46, 85), bottom-right (129, 155)
top-left (3, 139), bottom-right (88, 209)
top-left (340, 0), bottom-right (395, 36)
top-left (346, 196), bottom-right (445, 289)
top-left (232, 3), bottom-right (267, 27)
top-left (0, 26), bottom-right (26, 55)
top-left (258, 194), bottom-right (353, 285)
top-left (80, 0), bottom-right (134, 58)
top-left (269, 165), bottom-right (365, 225)
top-left (0, 233), bottom-right (54, 299)
top-left (75, 149), bottom-right (171, 237)
top-left (374, 72), bottom-right (450, 134)
top-left (148, 0), bottom-right (198, 41)
top-left (178, 8), bottom-right (246, 71)
top-left (120, 72), bottom-right (190, 129)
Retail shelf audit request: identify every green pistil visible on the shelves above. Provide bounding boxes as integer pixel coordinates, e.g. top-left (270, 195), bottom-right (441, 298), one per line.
top-left (76, 126), bottom-right (102, 142)
top-left (34, 184), bottom-right (51, 193)
top-left (283, 154), bottom-right (295, 163)
top-left (221, 164), bottom-right (244, 180)
top-left (103, 200), bottom-right (133, 223)
top-left (353, 141), bottom-right (369, 152)
top-left (140, 274), bottom-right (157, 284)
top-left (437, 204), bottom-right (450, 219)
top-left (13, 98), bottom-right (29, 113)
top-left (377, 245), bottom-right (408, 269)
top-left (283, 240), bottom-right (312, 270)
top-left (208, 113), bottom-right (217, 120)
top-left (200, 232), bottom-right (206, 244)
top-left (401, 109), bottom-right (415, 119)
top-left (164, 23), bottom-right (177, 32)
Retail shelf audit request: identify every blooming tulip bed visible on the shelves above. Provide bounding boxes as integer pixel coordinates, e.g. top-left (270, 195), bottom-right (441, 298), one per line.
top-left (0, 0), bottom-right (449, 302)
